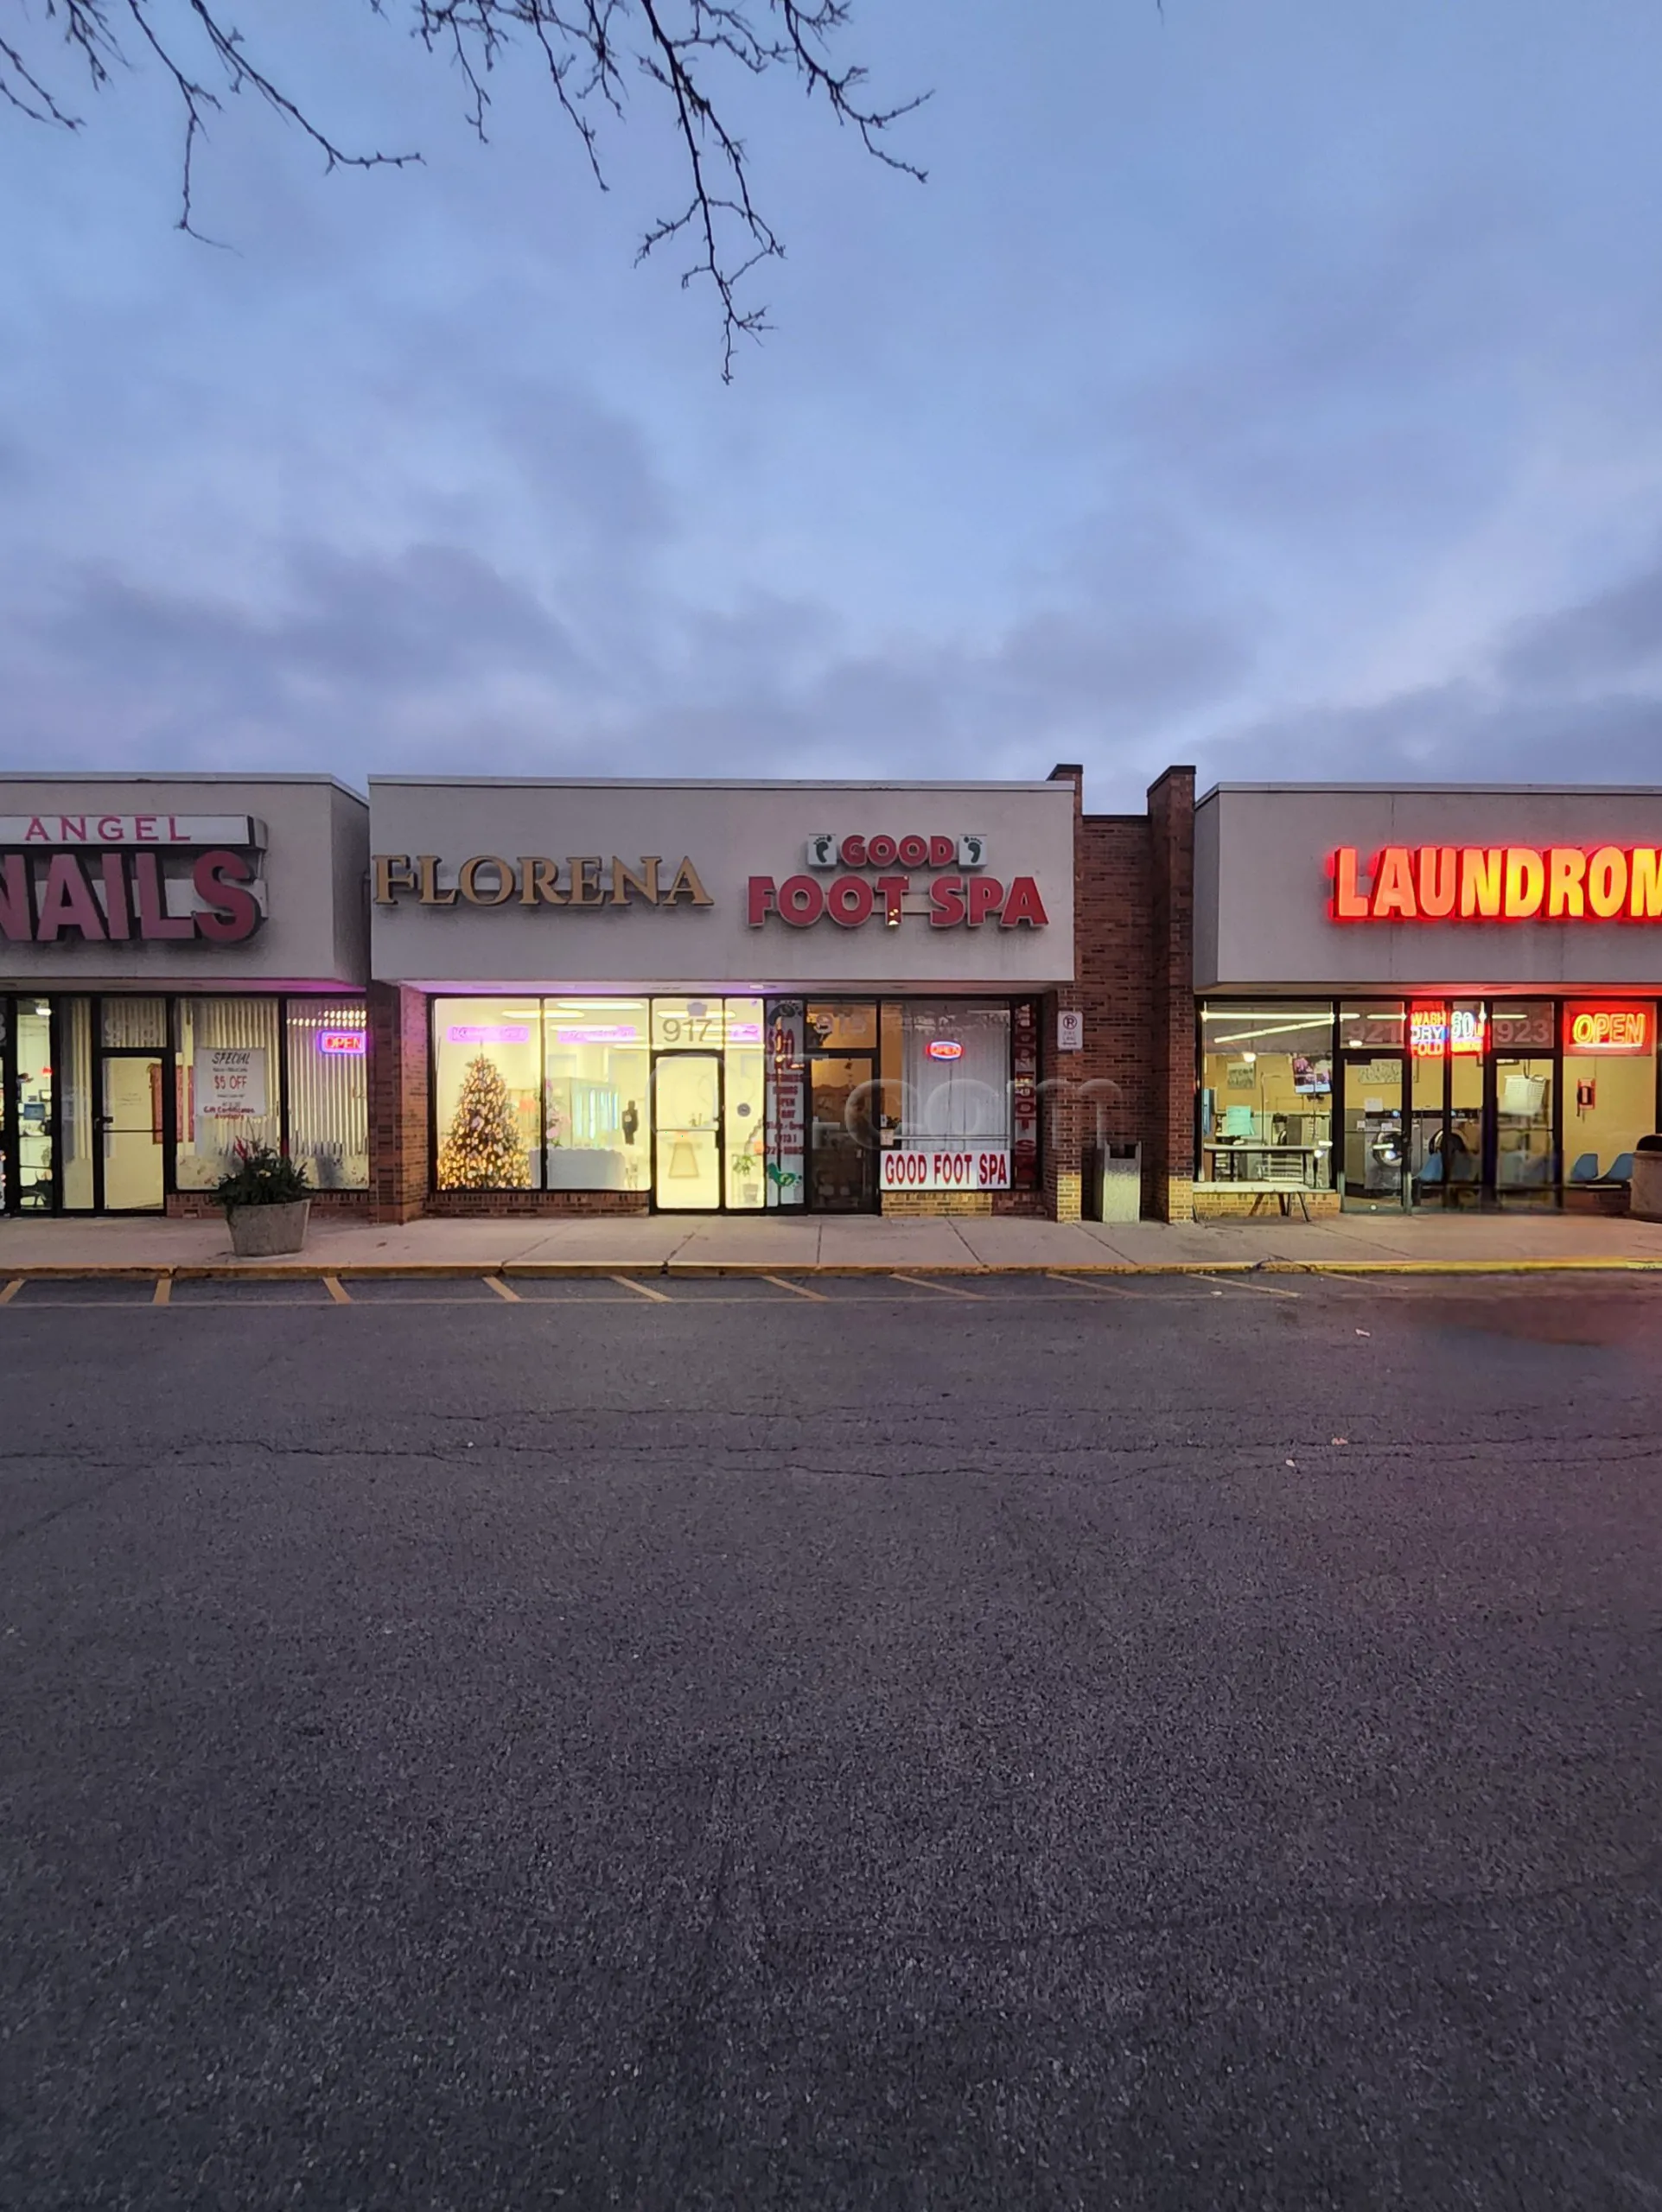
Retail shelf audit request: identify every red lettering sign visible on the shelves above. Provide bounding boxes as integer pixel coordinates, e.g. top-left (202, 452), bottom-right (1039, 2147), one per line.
top-left (1330, 847), bottom-right (1662, 922)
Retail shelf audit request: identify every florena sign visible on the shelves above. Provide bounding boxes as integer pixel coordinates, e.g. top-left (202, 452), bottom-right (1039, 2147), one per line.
top-left (373, 855), bottom-right (711, 908)
top-left (1329, 846), bottom-right (1662, 922)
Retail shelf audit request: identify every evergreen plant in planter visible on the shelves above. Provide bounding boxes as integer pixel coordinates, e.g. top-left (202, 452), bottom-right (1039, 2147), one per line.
top-left (214, 1142), bottom-right (312, 1256)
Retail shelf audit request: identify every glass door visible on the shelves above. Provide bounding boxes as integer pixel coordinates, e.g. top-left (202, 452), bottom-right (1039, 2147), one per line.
top-left (809, 1054), bottom-right (877, 1211)
top-left (99, 1053), bottom-right (166, 1211)
top-left (653, 1052), bottom-right (722, 1210)
top-left (1407, 1001), bottom-right (1485, 1209)
top-left (1493, 1057), bottom-right (1556, 1205)
top-left (1339, 1054), bottom-right (1405, 1209)
top-left (12, 1000), bottom-right (56, 1211)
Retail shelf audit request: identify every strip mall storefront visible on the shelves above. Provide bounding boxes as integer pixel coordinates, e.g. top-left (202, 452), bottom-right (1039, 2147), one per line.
top-left (1194, 785), bottom-right (1662, 1214)
top-left (1, 777), bottom-right (370, 1215)
top-left (367, 777), bottom-right (1082, 1219)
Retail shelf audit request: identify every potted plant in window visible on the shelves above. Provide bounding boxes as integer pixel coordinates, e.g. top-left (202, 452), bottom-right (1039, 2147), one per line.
top-left (214, 1141), bottom-right (312, 1257)
top-left (1633, 1135), bottom-right (1662, 1223)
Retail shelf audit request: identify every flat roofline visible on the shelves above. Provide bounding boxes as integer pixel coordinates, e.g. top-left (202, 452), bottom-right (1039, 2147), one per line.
top-left (1198, 780), bottom-right (1662, 804)
top-left (366, 776), bottom-right (1068, 793)
top-left (0, 772), bottom-right (367, 802)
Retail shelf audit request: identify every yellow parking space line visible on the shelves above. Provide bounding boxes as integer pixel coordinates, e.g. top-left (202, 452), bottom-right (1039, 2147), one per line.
top-left (1202, 1271), bottom-right (1300, 1300)
top-left (322, 1275), bottom-right (352, 1305)
top-left (1046, 1271), bottom-right (1143, 1297)
top-left (614, 1274), bottom-right (672, 1302)
top-left (765, 1274), bottom-right (829, 1300)
top-left (151, 1276), bottom-right (172, 1306)
top-left (0, 1278), bottom-right (22, 1305)
top-left (894, 1274), bottom-right (985, 1300)
top-left (484, 1275), bottom-right (521, 1301)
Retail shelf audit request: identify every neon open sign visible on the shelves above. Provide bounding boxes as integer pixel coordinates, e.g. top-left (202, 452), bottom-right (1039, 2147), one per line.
top-left (926, 1039), bottom-right (965, 1060)
top-left (316, 1031), bottom-right (366, 1057)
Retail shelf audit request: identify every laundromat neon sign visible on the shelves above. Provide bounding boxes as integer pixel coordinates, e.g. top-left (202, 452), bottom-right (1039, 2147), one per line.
top-left (1329, 846), bottom-right (1662, 922)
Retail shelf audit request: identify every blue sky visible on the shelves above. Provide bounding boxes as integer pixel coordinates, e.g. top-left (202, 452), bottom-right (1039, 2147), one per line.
top-left (4, 0), bottom-right (1662, 808)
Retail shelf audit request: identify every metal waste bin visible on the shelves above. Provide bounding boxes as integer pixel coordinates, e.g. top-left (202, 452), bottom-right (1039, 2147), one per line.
top-left (1084, 1141), bottom-right (1142, 1223)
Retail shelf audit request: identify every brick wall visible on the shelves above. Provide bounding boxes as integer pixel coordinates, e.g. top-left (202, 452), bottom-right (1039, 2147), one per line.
top-left (1069, 766), bottom-right (1195, 1224)
top-left (882, 1191), bottom-right (994, 1217)
top-left (423, 1190), bottom-right (650, 1217)
top-left (167, 1190), bottom-right (371, 1221)
top-left (367, 981), bottom-right (430, 1224)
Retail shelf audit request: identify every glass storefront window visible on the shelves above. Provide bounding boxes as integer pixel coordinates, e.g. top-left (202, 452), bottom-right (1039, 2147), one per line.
top-left (544, 998), bottom-right (650, 1194)
top-left (806, 1003), bottom-right (878, 1052)
top-left (60, 999), bottom-right (96, 1211)
top-left (1563, 1002), bottom-right (1657, 1191)
top-left (1198, 1005), bottom-right (1334, 1188)
top-left (898, 1002), bottom-right (1012, 1142)
top-left (175, 997), bottom-right (282, 1192)
top-left (723, 997), bottom-right (766, 1210)
top-left (285, 1001), bottom-right (370, 1190)
top-left (1338, 1001), bottom-right (1404, 1053)
top-left (433, 997), bottom-right (540, 1189)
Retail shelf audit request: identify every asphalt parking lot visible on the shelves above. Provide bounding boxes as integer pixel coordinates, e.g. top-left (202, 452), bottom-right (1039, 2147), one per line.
top-left (3, 1274), bottom-right (1660, 2210)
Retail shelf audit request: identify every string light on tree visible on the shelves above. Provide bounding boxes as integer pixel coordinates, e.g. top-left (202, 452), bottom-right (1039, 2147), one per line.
top-left (436, 1054), bottom-right (529, 1190)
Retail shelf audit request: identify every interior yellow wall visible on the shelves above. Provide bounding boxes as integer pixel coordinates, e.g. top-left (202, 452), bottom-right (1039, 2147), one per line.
top-left (1563, 1051), bottom-right (1658, 1170)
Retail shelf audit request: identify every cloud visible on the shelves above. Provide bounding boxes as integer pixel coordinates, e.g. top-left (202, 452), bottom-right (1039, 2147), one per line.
top-left (1496, 545), bottom-right (1662, 696)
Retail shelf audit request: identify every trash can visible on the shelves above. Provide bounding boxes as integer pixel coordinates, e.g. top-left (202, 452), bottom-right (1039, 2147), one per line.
top-left (1633, 1137), bottom-right (1662, 1223)
top-left (1084, 1141), bottom-right (1142, 1223)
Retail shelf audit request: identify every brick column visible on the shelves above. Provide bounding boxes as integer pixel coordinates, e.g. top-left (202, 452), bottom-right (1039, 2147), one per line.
top-left (368, 982), bottom-right (430, 1224)
top-left (1146, 766), bottom-right (1196, 1223)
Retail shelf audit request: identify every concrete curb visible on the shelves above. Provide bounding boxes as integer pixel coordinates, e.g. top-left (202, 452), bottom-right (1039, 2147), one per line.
top-left (4, 1257), bottom-right (1662, 1283)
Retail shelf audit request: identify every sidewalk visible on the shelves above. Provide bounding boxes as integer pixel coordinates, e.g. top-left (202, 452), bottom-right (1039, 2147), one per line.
top-left (3, 1208), bottom-right (1662, 1276)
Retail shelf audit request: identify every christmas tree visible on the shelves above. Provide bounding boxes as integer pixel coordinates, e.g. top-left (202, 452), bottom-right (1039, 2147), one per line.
top-left (436, 1054), bottom-right (531, 1188)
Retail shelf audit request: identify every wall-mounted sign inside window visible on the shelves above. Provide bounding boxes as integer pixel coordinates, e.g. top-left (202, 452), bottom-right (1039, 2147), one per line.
top-left (925, 1039), bottom-right (964, 1060)
top-left (1410, 1005), bottom-right (1487, 1057)
top-left (317, 1031), bottom-right (367, 1057)
top-left (1330, 845), bottom-right (1662, 923)
top-left (1563, 1003), bottom-right (1652, 1054)
top-left (448, 1023), bottom-right (531, 1046)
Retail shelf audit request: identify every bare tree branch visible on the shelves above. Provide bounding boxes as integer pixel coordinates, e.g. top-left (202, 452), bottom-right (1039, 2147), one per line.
top-left (3, 3), bottom-right (925, 369)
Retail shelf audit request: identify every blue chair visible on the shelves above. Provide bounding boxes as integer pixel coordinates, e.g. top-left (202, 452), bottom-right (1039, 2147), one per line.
top-left (1598, 1153), bottom-right (1636, 1185)
top-left (1419, 1153), bottom-right (1443, 1186)
top-left (1569, 1153), bottom-right (1600, 1183)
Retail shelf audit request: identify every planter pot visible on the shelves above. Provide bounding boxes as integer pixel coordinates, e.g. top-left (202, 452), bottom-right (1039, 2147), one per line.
top-left (1632, 1150), bottom-right (1662, 1223)
top-left (226, 1198), bottom-right (311, 1257)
